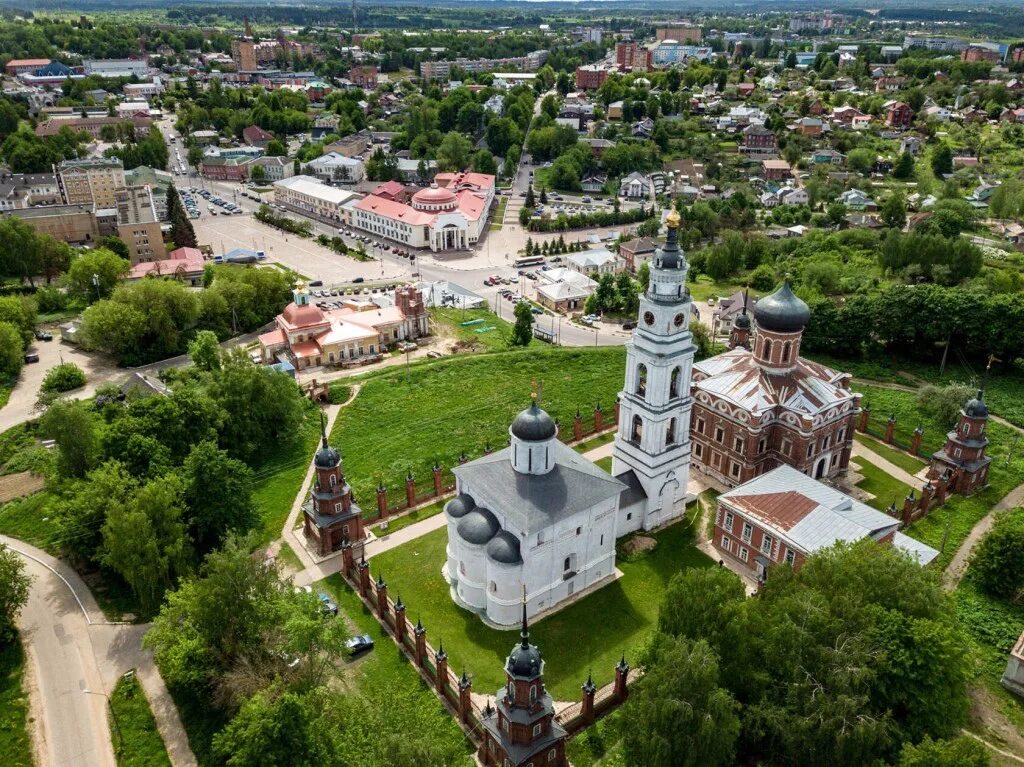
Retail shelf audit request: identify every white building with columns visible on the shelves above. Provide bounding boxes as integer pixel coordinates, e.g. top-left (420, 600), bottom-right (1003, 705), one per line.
top-left (611, 208), bottom-right (695, 530)
top-left (351, 171), bottom-right (494, 252)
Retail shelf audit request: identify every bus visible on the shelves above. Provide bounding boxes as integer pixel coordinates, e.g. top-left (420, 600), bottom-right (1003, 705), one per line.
top-left (513, 255), bottom-right (545, 268)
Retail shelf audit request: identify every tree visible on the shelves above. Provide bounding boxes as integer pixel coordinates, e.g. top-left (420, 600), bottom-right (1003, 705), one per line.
top-left (39, 400), bottom-right (99, 480)
top-left (970, 511), bottom-right (1024, 601)
top-left (932, 142), bottom-right (953, 176)
top-left (616, 270), bottom-right (638, 314)
top-left (518, 207), bottom-right (530, 227)
top-left (915, 382), bottom-right (974, 428)
top-left (625, 637), bottom-right (740, 767)
top-left (266, 139), bottom-right (286, 157)
top-left (524, 184), bottom-right (536, 209)
top-left (67, 248), bottom-right (130, 302)
top-left (847, 147), bottom-right (875, 175)
top-left (213, 687), bottom-right (331, 766)
top-left (188, 330), bottom-right (222, 371)
top-left (510, 301), bottom-right (534, 346)
top-left (435, 131), bottom-right (471, 172)
top-left (0, 543), bottom-right (31, 641)
top-left (470, 149), bottom-right (497, 176)
top-left (101, 474), bottom-right (191, 612)
top-left (893, 150), bottom-right (916, 179)
top-left (167, 185), bottom-right (198, 249)
top-left (898, 736), bottom-right (990, 767)
top-left (0, 321), bottom-right (23, 380)
top-left (0, 216), bottom-right (41, 287)
top-left (636, 262), bottom-right (650, 292)
top-left (880, 191), bottom-right (907, 229)
top-left (181, 441), bottom-right (256, 555)
top-left (40, 362), bottom-right (86, 394)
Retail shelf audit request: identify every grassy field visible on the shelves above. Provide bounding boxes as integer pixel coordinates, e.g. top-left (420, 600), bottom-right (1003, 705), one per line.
top-left (573, 430), bottom-right (616, 453)
top-left (851, 457), bottom-right (912, 513)
top-left (0, 493), bottom-right (57, 554)
top-left (566, 708), bottom-right (627, 767)
top-left (250, 406), bottom-right (322, 546)
top-left (854, 384), bottom-right (948, 455)
top-left (595, 456), bottom-right (613, 472)
top-left (0, 641), bottom-right (33, 767)
top-left (331, 346), bottom-right (626, 505)
top-left (109, 673), bottom-right (172, 767)
top-left (429, 307), bottom-right (525, 353)
top-left (369, 510), bottom-right (712, 701)
top-left (379, 497), bottom-right (447, 534)
top-left (854, 432), bottom-right (928, 476)
top-left (686, 275), bottom-right (749, 304)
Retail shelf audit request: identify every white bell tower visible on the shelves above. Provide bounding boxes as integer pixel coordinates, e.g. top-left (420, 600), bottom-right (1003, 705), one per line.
top-left (611, 209), bottom-right (695, 532)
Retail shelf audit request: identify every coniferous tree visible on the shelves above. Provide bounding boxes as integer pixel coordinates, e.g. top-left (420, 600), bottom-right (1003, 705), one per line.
top-left (167, 185), bottom-right (198, 249)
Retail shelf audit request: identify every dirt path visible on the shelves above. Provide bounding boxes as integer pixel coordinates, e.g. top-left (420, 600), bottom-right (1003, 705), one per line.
top-left (943, 480), bottom-right (1024, 590)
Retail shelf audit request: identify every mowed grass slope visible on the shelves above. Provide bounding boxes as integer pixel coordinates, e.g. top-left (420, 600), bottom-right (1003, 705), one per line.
top-left (331, 347), bottom-right (626, 503)
top-left (370, 512), bottom-right (712, 701)
top-left (109, 673), bottom-right (172, 767)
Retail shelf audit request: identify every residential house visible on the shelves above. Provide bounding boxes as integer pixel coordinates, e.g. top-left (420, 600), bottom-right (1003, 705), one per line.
top-left (632, 118), bottom-right (655, 138)
top-left (306, 152), bottom-right (365, 184)
top-left (838, 188), bottom-right (876, 211)
top-left (566, 248), bottom-right (622, 276)
top-left (581, 174), bottom-right (608, 193)
top-left (810, 148), bottom-right (845, 165)
top-left (618, 172), bottom-right (651, 200)
top-left (884, 101), bottom-right (913, 129)
top-left (535, 268), bottom-right (595, 313)
top-left (795, 117), bottom-right (824, 136)
top-left (760, 159), bottom-right (792, 181)
top-left (741, 124), bottom-right (777, 159)
top-left (617, 237), bottom-right (658, 272)
top-left (126, 246), bottom-right (206, 286)
top-left (248, 156), bottom-right (294, 182)
top-left (242, 125), bottom-right (275, 149)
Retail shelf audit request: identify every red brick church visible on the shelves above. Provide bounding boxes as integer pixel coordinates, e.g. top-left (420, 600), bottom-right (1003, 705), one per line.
top-left (689, 284), bottom-right (860, 487)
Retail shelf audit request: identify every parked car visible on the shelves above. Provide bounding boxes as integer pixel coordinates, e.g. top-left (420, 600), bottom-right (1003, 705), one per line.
top-left (426, 350), bottom-right (443, 359)
top-left (352, 277), bottom-right (365, 284)
top-left (622, 320), bottom-right (637, 330)
top-left (23, 353), bottom-right (39, 364)
top-left (317, 592), bottom-right (338, 616)
top-left (345, 634), bottom-right (374, 656)
top-left (34, 330), bottom-right (52, 341)
top-left (309, 279), bottom-right (324, 287)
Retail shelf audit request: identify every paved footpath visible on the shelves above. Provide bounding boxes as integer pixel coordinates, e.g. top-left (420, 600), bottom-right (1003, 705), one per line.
top-left (851, 440), bottom-right (924, 488)
top-left (2, 536), bottom-right (197, 767)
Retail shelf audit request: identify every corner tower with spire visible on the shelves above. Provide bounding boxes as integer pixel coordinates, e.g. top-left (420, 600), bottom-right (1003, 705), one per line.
top-left (301, 410), bottom-right (364, 557)
top-left (929, 386), bottom-right (992, 495)
top-left (611, 208), bottom-right (695, 532)
top-left (478, 592), bottom-right (567, 767)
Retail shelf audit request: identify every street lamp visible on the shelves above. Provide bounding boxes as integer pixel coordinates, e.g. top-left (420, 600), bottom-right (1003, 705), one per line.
top-left (83, 687), bottom-right (122, 754)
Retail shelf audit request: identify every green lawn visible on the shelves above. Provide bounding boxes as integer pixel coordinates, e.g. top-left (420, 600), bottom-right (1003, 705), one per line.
top-left (379, 497), bottom-right (447, 534)
top-left (686, 275), bottom-right (749, 304)
top-left (429, 307), bottom-right (525, 353)
top-left (368, 511), bottom-right (712, 701)
top-left (566, 708), bottom-right (627, 767)
top-left (0, 493), bottom-right (58, 554)
top-left (275, 540), bottom-right (303, 573)
top-left (854, 384), bottom-right (947, 454)
top-left (573, 430), bottom-right (616, 454)
top-left (0, 641), bottom-right (33, 767)
top-left (854, 432), bottom-right (928, 476)
top-left (595, 456), bottom-right (613, 472)
top-left (851, 457), bottom-right (912, 513)
top-left (109, 673), bottom-right (172, 767)
top-left (250, 406), bottom-right (322, 545)
top-left (331, 346), bottom-right (626, 505)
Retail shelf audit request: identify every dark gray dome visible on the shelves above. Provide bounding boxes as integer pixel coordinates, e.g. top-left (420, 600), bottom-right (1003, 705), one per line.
top-left (753, 281), bottom-right (810, 333)
top-left (964, 390), bottom-right (988, 418)
top-left (456, 508), bottom-right (500, 545)
top-left (445, 492), bottom-right (476, 519)
top-left (733, 311), bottom-right (751, 329)
top-left (510, 402), bottom-right (557, 441)
top-left (486, 531), bottom-right (522, 565)
top-left (314, 444), bottom-right (340, 468)
top-left (506, 641), bottom-right (543, 679)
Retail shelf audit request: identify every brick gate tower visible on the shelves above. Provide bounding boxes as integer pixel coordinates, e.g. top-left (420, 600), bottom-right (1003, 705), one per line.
top-left (929, 388), bottom-right (992, 495)
top-left (301, 411), bottom-right (364, 556)
top-left (479, 598), bottom-right (567, 767)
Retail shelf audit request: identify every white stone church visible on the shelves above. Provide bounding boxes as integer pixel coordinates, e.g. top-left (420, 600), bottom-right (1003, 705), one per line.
top-left (443, 211), bottom-right (697, 627)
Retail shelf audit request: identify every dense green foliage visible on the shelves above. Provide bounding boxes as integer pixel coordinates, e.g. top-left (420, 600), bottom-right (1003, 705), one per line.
top-left (109, 672), bottom-right (173, 767)
top-left (40, 362), bottom-right (87, 394)
top-left (969, 511), bottom-right (1024, 601)
top-left (0, 544), bottom-right (30, 642)
top-left (648, 544), bottom-right (971, 766)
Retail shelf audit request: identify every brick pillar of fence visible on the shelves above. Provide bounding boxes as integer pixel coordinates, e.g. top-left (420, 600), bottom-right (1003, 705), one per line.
top-left (614, 656), bottom-right (630, 703)
top-left (341, 541), bottom-right (354, 577)
top-left (394, 597), bottom-right (407, 642)
top-left (858, 407), bottom-right (870, 433)
top-left (886, 502), bottom-right (899, 520)
top-left (458, 671), bottom-right (473, 723)
top-left (573, 410), bottom-right (583, 441)
top-left (919, 482), bottom-right (934, 514)
top-left (432, 463), bottom-right (444, 497)
top-left (935, 474), bottom-right (948, 507)
top-left (581, 673), bottom-right (597, 724)
top-left (902, 491), bottom-right (916, 527)
top-left (376, 483), bottom-right (388, 521)
top-left (910, 427), bottom-right (923, 457)
top-left (405, 472), bottom-right (416, 507)
top-left (414, 619), bottom-right (427, 667)
top-left (594, 404), bottom-right (604, 433)
top-left (458, 451), bottom-right (468, 465)
top-left (435, 644), bottom-right (448, 695)
top-left (375, 575), bottom-right (388, 620)
top-left (358, 557), bottom-right (370, 596)
top-left (884, 415), bottom-right (896, 445)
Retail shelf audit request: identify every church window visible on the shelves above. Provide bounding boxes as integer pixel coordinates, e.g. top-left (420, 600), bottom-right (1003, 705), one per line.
top-left (757, 438), bottom-right (766, 454)
top-left (823, 435), bottom-right (831, 450)
top-left (490, 581), bottom-right (497, 593)
top-left (576, 527), bottom-right (582, 536)
top-left (837, 428), bottom-right (846, 442)
top-left (335, 503), bottom-right (342, 513)
top-left (670, 367), bottom-right (681, 398)
top-left (636, 364), bottom-right (648, 398)
top-left (329, 474), bottom-right (337, 487)
top-left (962, 423), bottom-right (969, 435)
top-left (696, 417), bottom-right (705, 434)
top-left (807, 442), bottom-right (815, 458)
top-left (533, 723), bottom-right (543, 736)
top-left (741, 522), bottom-right (753, 543)
top-left (626, 513), bottom-right (632, 521)
top-left (549, 750), bottom-right (557, 761)
top-left (666, 418), bottom-right (677, 445)
top-left (730, 462), bottom-right (740, 479)
top-left (564, 557), bottom-right (571, 571)
top-left (721, 535), bottom-right (732, 552)
top-left (785, 549), bottom-right (796, 565)
top-left (530, 685), bottom-right (538, 702)
top-left (600, 534), bottom-right (604, 546)
top-left (954, 448), bottom-right (962, 458)
top-left (761, 534), bottom-right (774, 555)
top-left (739, 547), bottom-right (749, 563)
top-left (528, 450), bottom-right (532, 472)
top-left (781, 439), bottom-right (792, 456)
top-left (631, 415), bottom-right (643, 444)
top-left (734, 437), bottom-right (744, 453)
top-left (781, 342), bottom-right (791, 363)
top-left (694, 443), bottom-right (703, 458)
top-left (724, 511), bottom-right (734, 530)
top-left (342, 524), bottom-right (349, 537)
top-left (714, 425), bottom-right (724, 443)
top-left (763, 339), bottom-right (772, 359)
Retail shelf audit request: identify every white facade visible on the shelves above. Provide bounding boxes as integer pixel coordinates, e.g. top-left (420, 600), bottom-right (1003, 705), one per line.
top-left (611, 213), bottom-right (695, 532)
top-left (443, 405), bottom-right (625, 627)
top-left (273, 175), bottom-right (360, 224)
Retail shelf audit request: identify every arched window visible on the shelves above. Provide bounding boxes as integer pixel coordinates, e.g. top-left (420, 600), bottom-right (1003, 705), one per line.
top-left (489, 581), bottom-right (497, 593)
top-left (763, 339), bottom-right (773, 359)
top-left (631, 415), bottom-right (643, 444)
top-left (329, 473), bottom-right (337, 487)
top-left (530, 685), bottom-right (537, 702)
top-left (781, 342), bottom-right (791, 363)
top-left (666, 418), bottom-right (677, 445)
top-left (962, 423), bottom-right (970, 435)
top-left (636, 364), bottom-right (648, 397)
top-left (669, 367), bottom-right (680, 399)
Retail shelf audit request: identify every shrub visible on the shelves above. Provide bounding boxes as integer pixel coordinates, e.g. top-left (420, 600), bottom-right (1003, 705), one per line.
top-left (40, 362), bottom-right (87, 393)
top-left (970, 511), bottom-right (1024, 601)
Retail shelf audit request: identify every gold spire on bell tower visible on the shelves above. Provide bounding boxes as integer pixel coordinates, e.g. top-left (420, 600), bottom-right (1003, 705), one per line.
top-left (666, 207), bottom-right (681, 229)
